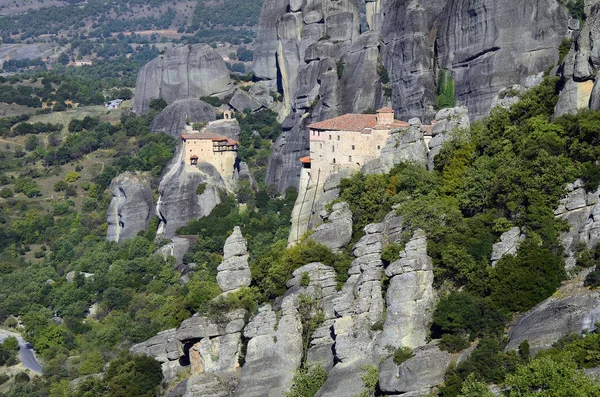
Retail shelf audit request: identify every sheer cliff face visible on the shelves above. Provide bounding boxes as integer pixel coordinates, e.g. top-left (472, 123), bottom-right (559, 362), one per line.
top-left (258, 0), bottom-right (569, 192)
top-left (437, 0), bottom-right (568, 119)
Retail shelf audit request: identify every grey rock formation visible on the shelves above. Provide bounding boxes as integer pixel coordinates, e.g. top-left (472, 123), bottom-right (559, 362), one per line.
top-left (253, 0), bottom-right (290, 89)
top-left (65, 271), bottom-right (94, 282)
top-left (133, 44), bottom-right (232, 114)
top-left (555, 180), bottom-right (600, 269)
top-left (216, 227), bottom-right (251, 293)
top-left (364, 118), bottom-right (428, 175)
top-left (308, 202), bottom-right (353, 253)
top-left (106, 172), bottom-right (154, 244)
top-left (229, 90), bottom-right (264, 113)
top-left (156, 146), bottom-right (225, 239)
top-left (381, 0), bottom-right (441, 122)
top-left (150, 99), bottom-right (216, 139)
top-left (437, 0), bottom-right (568, 120)
top-left (592, 75), bottom-right (600, 111)
top-left (375, 229), bottom-right (435, 353)
top-left (491, 227), bottom-right (525, 267)
top-left (235, 297), bottom-right (303, 397)
top-left (157, 236), bottom-right (195, 267)
top-left (427, 106), bottom-right (470, 170)
top-left (131, 329), bottom-right (183, 363)
top-left (379, 344), bottom-right (452, 394)
top-left (203, 119), bottom-right (241, 142)
top-left (506, 291), bottom-right (600, 354)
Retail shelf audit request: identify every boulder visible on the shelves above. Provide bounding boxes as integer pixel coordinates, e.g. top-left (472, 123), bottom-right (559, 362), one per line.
top-left (379, 344), bottom-right (452, 394)
top-left (506, 291), bottom-right (600, 354)
top-left (106, 172), bottom-right (154, 244)
top-left (150, 98), bottom-right (217, 139)
top-left (130, 329), bottom-right (183, 363)
top-left (217, 227), bottom-right (251, 293)
top-left (228, 90), bottom-right (263, 113)
top-left (156, 236), bottom-right (195, 267)
top-left (308, 202), bottom-right (353, 253)
top-left (133, 44), bottom-right (232, 114)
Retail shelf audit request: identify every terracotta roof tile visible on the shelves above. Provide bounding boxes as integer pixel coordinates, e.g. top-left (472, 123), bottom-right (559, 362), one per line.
top-left (299, 156), bottom-right (311, 163)
top-left (181, 131), bottom-right (239, 145)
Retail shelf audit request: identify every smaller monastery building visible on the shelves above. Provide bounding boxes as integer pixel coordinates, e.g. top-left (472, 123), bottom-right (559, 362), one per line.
top-left (304, 108), bottom-right (409, 179)
top-left (181, 126), bottom-right (238, 178)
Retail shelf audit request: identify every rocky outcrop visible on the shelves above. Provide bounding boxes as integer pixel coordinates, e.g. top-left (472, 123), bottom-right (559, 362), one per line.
top-left (555, 180), bottom-right (600, 269)
top-left (133, 44), bottom-right (232, 114)
top-left (308, 202), bottom-right (353, 253)
top-left (491, 227), bottom-right (525, 267)
top-left (216, 227), bottom-right (251, 294)
top-left (229, 89), bottom-right (264, 113)
top-left (364, 118), bottom-right (428, 175)
top-left (427, 106), bottom-right (470, 170)
top-left (375, 229), bottom-right (435, 353)
top-left (157, 236), bottom-right (195, 267)
top-left (150, 99), bottom-right (217, 139)
top-left (437, 0), bottom-right (568, 120)
top-left (507, 289), bottom-right (600, 354)
top-left (379, 344), bottom-right (452, 395)
top-left (235, 298), bottom-right (303, 397)
top-left (132, 309), bottom-right (246, 390)
top-left (156, 146), bottom-right (225, 239)
top-left (106, 172), bottom-right (154, 244)
top-left (555, 2), bottom-right (600, 116)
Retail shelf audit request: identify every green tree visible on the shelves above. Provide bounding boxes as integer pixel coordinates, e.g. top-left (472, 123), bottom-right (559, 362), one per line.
top-left (285, 363), bottom-right (328, 397)
top-left (505, 356), bottom-right (600, 396)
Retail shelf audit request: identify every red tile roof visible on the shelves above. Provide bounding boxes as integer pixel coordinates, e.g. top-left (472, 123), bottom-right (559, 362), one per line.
top-left (190, 155), bottom-right (199, 159)
top-left (299, 156), bottom-right (311, 164)
top-left (308, 114), bottom-right (408, 132)
top-left (181, 131), bottom-right (239, 145)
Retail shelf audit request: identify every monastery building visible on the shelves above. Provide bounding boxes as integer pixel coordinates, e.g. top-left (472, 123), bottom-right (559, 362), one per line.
top-left (181, 125), bottom-right (238, 178)
top-left (302, 108), bottom-right (409, 180)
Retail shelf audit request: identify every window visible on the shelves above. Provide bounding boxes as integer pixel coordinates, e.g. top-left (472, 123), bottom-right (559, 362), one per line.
top-left (352, 145), bottom-right (355, 150)
top-left (377, 145), bottom-right (381, 150)
top-left (320, 143), bottom-right (323, 149)
top-left (329, 135), bottom-right (332, 140)
top-left (349, 156), bottom-right (352, 162)
top-left (333, 158), bottom-right (336, 164)
top-left (337, 135), bottom-right (340, 141)
top-left (332, 146), bottom-right (335, 153)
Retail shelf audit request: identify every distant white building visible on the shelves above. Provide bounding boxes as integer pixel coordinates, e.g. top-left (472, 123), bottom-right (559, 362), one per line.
top-left (105, 99), bottom-right (124, 110)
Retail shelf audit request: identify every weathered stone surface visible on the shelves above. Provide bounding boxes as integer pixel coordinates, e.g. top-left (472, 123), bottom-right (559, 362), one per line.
top-left (217, 227), bottom-right (251, 293)
top-left (156, 146), bottom-right (225, 239)
top-left (133, 44), bottom-right (232, 114)
top-left (66, 271), bottom-right (94, 282)
top-left (379, 344), bottom-right (452, 394)
top-left (490, 227), bottom-right (525, 267)
top-left (131, 329), bottom-right (183, 363)
top-left (381, 0), bottom-right (440, 122)
top-left (156, 236), bottom-right (195, 267)
top-left (106, 172), bottom-right (154, 243)
top-left (592, 74), bottom-right (600, 111)
top-left (557, 182), bottom-right (600, 269)
top-left (229, 90), bottom-right (264, 113)
top-left (506, 291), bottom-right (600, 354)
top-left (376, 230), bottom-right (435, 352)
top-left (308, 202), bottom-right (353, 252)
top-left (150, 98), bottom-right (217, 138)
top-left (427, 106), bottom-right (470, 170)
top-left (236, 297), bottom-right (303, 397)
top-left (437, 0), bottom-right (568, 120)
top-left (366, 118), bottom-right (428, 175)
top-left (253, 0), bottom-right (289, 86)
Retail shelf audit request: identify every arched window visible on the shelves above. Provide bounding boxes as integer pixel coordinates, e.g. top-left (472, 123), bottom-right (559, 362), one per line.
top-left (333, 158), bottom-right (336, 164)
top-left (332, 146), bottom-right (335, 153)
